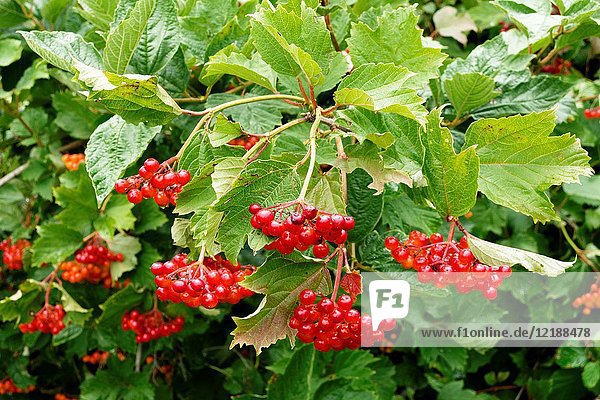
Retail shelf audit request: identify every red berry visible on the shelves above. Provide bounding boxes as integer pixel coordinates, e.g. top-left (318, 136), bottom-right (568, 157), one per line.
top-left (299, 289), bottom-right (316, 305)
top-left (255, 209), bottom-right (274, 226)
top-left (176, 170), bottom-right (191, 185)
top-left (127, 189), bottom-right (143, 204)
top-left (312, 243), bottom-right (329, 259)
top-left (144, 158), bottom-right (160, 173)
top-left (115, 179), bottom-right (129, 193)
top-left (249, 204), bottom-right (261, 214)
top-left (384, 236), bottom-right (399, 250)
top-left (154, 191), bottom-right (170, 207)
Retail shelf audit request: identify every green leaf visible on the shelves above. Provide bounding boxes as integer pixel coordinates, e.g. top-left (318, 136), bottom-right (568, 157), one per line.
top-left (583, 362), bottom-right (600, 389)
top-left (464, 110), bottom-right (593, 222)
top-left (157, 47), bottom-right (190, 97)
top-left (347, 169), bottom-right (383, 243)
top-left (42, 0), bottom-right (71, 24)
top-left (212, 158), bottom-right (246, 198)
top-left (14, 59), bottom-right (49, 94)
top-left (0, 280), bottom-right (44, 322)
top-left (555, 346), bottom-right (588, 368)
top-left (54, 167), bottom-right (99, 232)
top-left (52, 324), bottom-right (83, 346)
top-left (103, 195), bottom-right (137, 232)
top-left (74, 62), bottom-right (182, 125)
top-left (382, 189), bottom-right (442, 235)
top-left (106, 234), bottom-right (142, 280)
top-left (304, 169), bottom-right (346, 215)
top-left (334, 63), bottom-right (427, 122)
top-left (347, 5), bottom-right (446, 86)
top-left (267, 345), bottom-right (326, 400)
top-left (324, 141), bottom-right (412, 194)
top-left (443, 73), bottom-right (497, 118)
top-left (209, 114), bottom-right (243, 147)
top-left (134, 202), bottom-right (168, 234)
top-left (174, 167), bottom-right (216, 215)
top-left (80, 359), bottom-right (155, 400)
top-left (0, 0), bottom-right (27, 28)
top-left (467, 234), bottom-right (574, 276)
top-left (19, 31), bottom-right (103, 72)
top-left (129, 0), bottom-right (180, 74)
top-left (31, 224), bottom-right (84, 266)
top-left (76, 0), bottom-right (119, 31)
top-left (215, 160), bottom-right (301, 260)
top-left (231, 253), bottom-right (332, 354)
top-left (443, 35), bottom-right (533, 82)
top-left (53, 283), bottom-right (89, 314)
top-left (492, 0), bottom-right (564, 48)
top-left (471, 75), bottom-right (572, 118)
top-left (52, 92), bottom-right (102, 139)
top-left (0, 38), bottom-right (22, 67)
top-left (85, 115), bottom-right (162, 205)
top-left (190, 208), bottom-right (224, 256)
top-left (563, 176), bottom-right (600, 205)
top-left (102, 0), bottom-right (155, 74)
top-left (250, 2), bottom-right (342, 90)
top-left (340, 108), bottom-right (425, 186)
top-left (423, 109), bottom-right (479, 217)
top-left (203, 51), bottom-right (278, 92)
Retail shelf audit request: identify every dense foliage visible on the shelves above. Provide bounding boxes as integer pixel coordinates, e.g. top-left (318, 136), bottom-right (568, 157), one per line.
top-left (0, 0), bottom-right (598, 399)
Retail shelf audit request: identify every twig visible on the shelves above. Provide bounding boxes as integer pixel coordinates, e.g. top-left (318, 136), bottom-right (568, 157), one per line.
top-left (558, 222), bottom-right (597, 270)
top-left (331, 246), bottom-right (345, 300)
top-left (0, 163), bottom-right (28, 187)
top-left (58, 140), bottom-right (86, 153)
top-left (297, 108), bottom-right (322, 202)
top-left (335, 136), bottom-right (348, 204)
top-left (135, 343), bottom-right (143, 372)
top-left (320, 117), bottom-right (352, 133)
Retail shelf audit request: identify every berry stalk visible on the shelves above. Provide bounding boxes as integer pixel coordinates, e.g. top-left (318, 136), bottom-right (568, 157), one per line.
top-left (297, 108), bottom-right (322, 202)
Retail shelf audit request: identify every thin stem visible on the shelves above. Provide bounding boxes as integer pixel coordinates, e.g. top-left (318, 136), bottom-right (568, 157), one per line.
top-left (297, 108), bottom-right (322, 202)
top-left (558, 222), bottom-right (597, 270)
top-left (0, 163), bottom-right (28, 187)
top-left (442, 220), bottom-right (456, 260)
top-left (331, 246), bottom-right (344, 301)
top-left (135, 343), bottom-right (143, 372)
top-left (176, 94), bottom-right (307, 160)
top-left (241, 117), bottom-right (308, 162)
top-left (335, 136), bottom-right (348, 204)
top-left (320, 117), bottom-right (352, 133)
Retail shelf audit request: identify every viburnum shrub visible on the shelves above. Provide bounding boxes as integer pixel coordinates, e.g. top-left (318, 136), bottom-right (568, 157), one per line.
top-left (0, 378), bottom-right (35, 395)
top-left (0, 0), bottom-right (598, 398)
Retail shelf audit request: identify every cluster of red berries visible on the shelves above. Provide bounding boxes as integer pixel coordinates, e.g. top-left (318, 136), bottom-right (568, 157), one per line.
top-left (541, 58), bottom-right (572, 74)
top-left (0, 378), bottom-right (35, 395)
top-left (121, 310), bottom-right (184, 343)
top-left (573, 283), bottom-right (600, 315)
top-left (114, 158), bottom-right (191, 207)
top-left (75, 243), bottom-right (123, 265)
top-left (228, 135), bottom-right (260, 150)
top-left (249, 203), bottom-right (355, 258)
top-left (82, 350), bottom-right (110, 365)
top-left (61, 153), bottom-right (85, 171)
top-left (19, 304), bottom-right (66, 335)
top-left (289, 290), bottom-right (395, 351)
top-left (0, 237), bottom-right (31, 270)
top-left (385, 231), bottom-right (512, 300)
top-left (152, 254), bottom-right (255, 308)
top-left (584, 106), bottom-right (600, 119)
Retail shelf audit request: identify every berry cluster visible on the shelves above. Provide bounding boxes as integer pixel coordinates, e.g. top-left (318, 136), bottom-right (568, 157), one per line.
top-left (62, 153), bottom-right (85, 171)
top-left (229, 135), bottom-right (260, 150)
top-left (114, 158), bottom-right (191, 207)
top-left (0, 378), bottom-right (35, 395)
top-left (121, 310), bottom-right (184, 343)
top-left (385, 231), bottom-right (512, 300)
top-left (573, 283), bottom-right (600, 315)
top-left (584, 106), bottom-right (600, 119)
top-left (82, 350), bottom-right (109, 365)
top-left (541, 58), bottom-right (572, 74)
top-left (289, 290), bottom-right (395, 352)
top-left (0, 237), bottom-right (31, 270)
top-left (152, 254), bottom-right (255, 308)
top-left (249, 203), bottom-right (355, 258)
top-left (19, 304), bottom-right (66, 335)
top-left (75, 243), bottom-right (123, 265)
top-left (60, 261), bottom-right (113, 288)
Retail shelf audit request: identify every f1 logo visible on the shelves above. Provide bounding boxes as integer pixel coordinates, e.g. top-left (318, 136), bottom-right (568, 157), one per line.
top-left (368, 280), bottom-right (410, 331)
